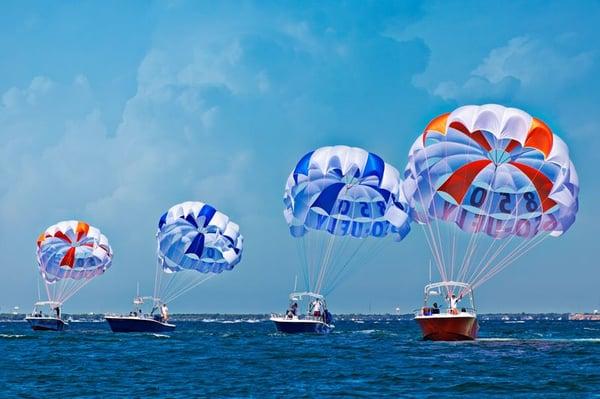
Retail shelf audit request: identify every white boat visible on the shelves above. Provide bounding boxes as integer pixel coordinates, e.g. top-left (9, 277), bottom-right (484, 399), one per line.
top-left (105, 295), bottom-right (175, 333)
top-left (270, 292), bottom-right (334, 334)
top-left (25, 301), bottom-right (68, 331)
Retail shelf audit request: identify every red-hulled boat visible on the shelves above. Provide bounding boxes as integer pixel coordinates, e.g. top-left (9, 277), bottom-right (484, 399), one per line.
top-left (414, 281), bottom-right (479, 341)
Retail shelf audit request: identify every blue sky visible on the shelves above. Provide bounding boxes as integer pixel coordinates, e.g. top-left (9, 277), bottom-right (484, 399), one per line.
top-left (0, 0), bottom-right (598, 313)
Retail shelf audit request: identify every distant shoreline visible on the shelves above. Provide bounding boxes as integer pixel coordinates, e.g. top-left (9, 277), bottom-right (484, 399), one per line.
top-left (1, 312), bottom-right (599, 321)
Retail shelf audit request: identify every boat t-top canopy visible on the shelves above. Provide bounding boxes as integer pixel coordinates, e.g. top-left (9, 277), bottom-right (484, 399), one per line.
top-left (289, 291), bottom-right (324, 301)
top-left (34, 301), bottom-right (62, 307)
top-left (424, 281), bottom-right (473, 295)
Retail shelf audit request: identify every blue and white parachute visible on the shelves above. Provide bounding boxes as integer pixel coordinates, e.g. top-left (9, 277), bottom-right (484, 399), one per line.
top-left (155, 201), bottom-right (243, 303)
top-left (284, 146), bottom-right (411, 295)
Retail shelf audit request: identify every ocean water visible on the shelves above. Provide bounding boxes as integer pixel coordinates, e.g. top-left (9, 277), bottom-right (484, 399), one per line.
top-left (1, 317), bottom-right (599, 398)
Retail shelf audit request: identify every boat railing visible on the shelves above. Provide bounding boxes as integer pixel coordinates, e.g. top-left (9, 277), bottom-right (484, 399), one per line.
top-left (414, 307), bottom-right (477, 317)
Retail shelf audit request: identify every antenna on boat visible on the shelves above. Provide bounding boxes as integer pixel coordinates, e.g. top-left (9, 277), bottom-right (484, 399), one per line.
top-left (136, 282), bottom-right (140, 297)
top-left (428, 260), bottom-right (432, 284)
top-left (293, 275), bottom-right (298, 292)
top-left (36, 275), bottom-right (41, 301)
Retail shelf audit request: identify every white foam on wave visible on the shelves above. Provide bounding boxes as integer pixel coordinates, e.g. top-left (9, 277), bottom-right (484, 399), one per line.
top-left (0, 334), bottom-right (27, 338)
top-left (152, 333), bottom-right (170, 338)
top-left (354, 329), bottom-right (376, 334)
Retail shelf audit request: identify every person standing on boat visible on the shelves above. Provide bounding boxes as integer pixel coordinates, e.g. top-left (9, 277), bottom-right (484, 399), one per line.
top-left (312, 300), bottom-right (322, 318)
top-left (447, 294), bottom-right (462, 314)
top-left (54, 306), bottom-right (60, 319)
top-left (160, 303), bottom-right (169, 322)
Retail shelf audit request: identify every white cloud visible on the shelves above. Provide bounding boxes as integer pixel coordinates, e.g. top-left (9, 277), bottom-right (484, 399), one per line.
top-left (429, 36), bottom-right (595, 102)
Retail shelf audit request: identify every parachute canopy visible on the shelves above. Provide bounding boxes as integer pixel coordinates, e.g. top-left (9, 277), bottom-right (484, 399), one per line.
top-left (157, 201), bottom-right (243, 274)
top-left (285, 145), bottom-right (411, 241)
top-left (404, 104), bottom-right (578, 238)
top-left (403, 104), bottom-right (579, 289)
top-left (36, 220), bottom-right (113, 303)
top-left (284, 145), bottom-right (411, 295)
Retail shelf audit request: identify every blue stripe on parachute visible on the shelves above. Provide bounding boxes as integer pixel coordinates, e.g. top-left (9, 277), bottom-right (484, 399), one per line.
top-left (185, 213), bottom-right (199, 228)
top-left (363, 152), bottom-right (385, 181)
top-left (158, 212), bottom-right (168, 229)
top-left (185, 233), bottom-right (205, 257)
top-left (311, 182), bottom-right (346, 214)
top-left (293, 150), bottom-right (315, 183)
top-left (197, 204), bottom-right (217, 227)
top-left (374, 187), bottom-right (391, 203)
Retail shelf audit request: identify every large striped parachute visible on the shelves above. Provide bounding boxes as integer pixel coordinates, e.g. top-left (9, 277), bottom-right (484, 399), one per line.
top-left (36, 220), bottom-right (113, 303)
top-left (285, 145), bottom-right (411, 295)
top-left (155, 201), bottom-right (243, 303)
top-left (403, 104), bottom-right (579, 289)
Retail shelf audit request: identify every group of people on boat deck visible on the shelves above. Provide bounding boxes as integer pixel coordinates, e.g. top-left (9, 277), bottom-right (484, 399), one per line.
top-left (127, 303), bottom-right (169, 322)
top-left (284, 298), bottom-right (331, 323)
top-left (422, 293), bottom-right (465, 316)
top-left (30, 306), bottom-right (61, 318)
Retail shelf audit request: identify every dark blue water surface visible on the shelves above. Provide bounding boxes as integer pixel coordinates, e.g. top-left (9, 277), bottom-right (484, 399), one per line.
top-left (1, 317), bottom-right (599, 398)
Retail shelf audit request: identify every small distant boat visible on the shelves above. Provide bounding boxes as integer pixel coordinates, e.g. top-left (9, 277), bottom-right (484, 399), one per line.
top-left (105, 295), bottom-right (175, 333)
top-left (25, 301), bottom-right (68, 331)
top-left (270, 292), bottom-right (334, 334)
top-left (414, 281), bottom-right (478, 341)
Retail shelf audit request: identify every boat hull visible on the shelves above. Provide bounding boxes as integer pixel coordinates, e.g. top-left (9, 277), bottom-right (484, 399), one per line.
top-left (105, 316), bottom-right (176, 333)
top-left (271, 317), bottom-right (333, 334)
top-left (26, 317), bottom-right (68, 331)
top-left (415, 315), bottom-right (478, 341)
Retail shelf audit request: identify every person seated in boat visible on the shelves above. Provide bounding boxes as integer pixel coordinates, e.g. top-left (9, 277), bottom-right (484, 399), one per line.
top-left (286, 302), bottom-right (298, 318)
top-left (432, 302), bottom-right (440, 314)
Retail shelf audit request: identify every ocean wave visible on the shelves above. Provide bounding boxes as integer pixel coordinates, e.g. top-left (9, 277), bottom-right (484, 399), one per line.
top-left (152, 334), bottom-right (170, 338)
top-left (354, 329), bottom-right (377, 334)
top-left (0, 334), bottom-right (28, 339)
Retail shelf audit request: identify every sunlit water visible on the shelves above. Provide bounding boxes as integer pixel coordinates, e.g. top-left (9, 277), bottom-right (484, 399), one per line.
top-left (1, 318), bottom-right (599, 397)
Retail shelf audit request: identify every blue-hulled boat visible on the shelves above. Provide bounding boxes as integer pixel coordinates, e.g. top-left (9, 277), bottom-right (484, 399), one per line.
top-left (270, 292), bottom-right (334, 334)
top-left (105, 295), bottom-right (175, 333)
top-left (26, 301), bottom-right (69, 331)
